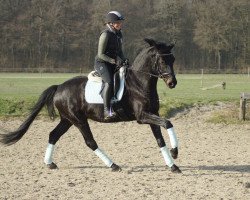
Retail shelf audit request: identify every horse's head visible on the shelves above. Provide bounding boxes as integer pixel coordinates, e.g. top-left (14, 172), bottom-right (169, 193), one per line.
top-left (144, 38), bottom-right (177, 89)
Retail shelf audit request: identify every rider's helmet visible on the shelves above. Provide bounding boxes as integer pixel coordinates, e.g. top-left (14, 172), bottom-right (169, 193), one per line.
top-left (106, 11), bottom-right (125, 23)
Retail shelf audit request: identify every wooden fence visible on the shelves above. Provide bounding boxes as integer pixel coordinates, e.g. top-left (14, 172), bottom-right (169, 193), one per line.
top-left (239, 93), bottom-right (250, 120)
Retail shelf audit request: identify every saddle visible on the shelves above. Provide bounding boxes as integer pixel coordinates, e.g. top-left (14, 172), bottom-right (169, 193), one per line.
top-left (85, 66), bottom-right (126, 104)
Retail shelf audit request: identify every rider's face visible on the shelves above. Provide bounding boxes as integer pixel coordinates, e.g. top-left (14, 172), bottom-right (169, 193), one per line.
top-left (112, 21), bottom-right (123, 31)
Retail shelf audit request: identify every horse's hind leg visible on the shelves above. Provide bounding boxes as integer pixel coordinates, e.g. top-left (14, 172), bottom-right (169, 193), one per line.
top-left (73, 115), bottom-right (121, 171)
top-left (44, 118), bottom-right (72, 169)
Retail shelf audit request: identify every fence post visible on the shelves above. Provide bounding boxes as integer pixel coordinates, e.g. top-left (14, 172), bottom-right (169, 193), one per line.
top-left (239, 93), bottom-right (246, 120)
top-left (201, 69), bottom-right (204, 87)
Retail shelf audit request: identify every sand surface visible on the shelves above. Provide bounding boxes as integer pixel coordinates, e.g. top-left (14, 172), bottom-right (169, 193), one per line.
top-left (0, 105), bottom-right (249, 200)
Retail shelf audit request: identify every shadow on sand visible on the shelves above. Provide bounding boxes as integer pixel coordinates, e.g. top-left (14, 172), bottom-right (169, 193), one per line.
top-left (179, 164), bottom-right (250, 176)
top-left (71, 164), bottom-right (250, 175)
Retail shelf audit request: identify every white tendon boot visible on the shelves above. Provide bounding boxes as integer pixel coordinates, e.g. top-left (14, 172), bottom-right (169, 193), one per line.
top-left (167, 127), bottom-right (178, 148)
top-left (44, 143), bottom-right (57, 169)
top-left (167, 127), bottom-right (179, 159)
top-left (161, 146), bottom-right (182, 173)
top-left (94, 148), bottom-right (113, 167)
top-left (160, 146), bottom-right (174, 167)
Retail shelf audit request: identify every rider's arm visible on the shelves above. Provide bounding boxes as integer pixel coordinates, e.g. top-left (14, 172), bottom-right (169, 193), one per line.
top-left (97, 32), bottom-right (116, 64)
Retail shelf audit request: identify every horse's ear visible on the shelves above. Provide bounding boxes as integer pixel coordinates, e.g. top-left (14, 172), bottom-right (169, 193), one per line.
top-left (144, 38), bottom-right (157, 47)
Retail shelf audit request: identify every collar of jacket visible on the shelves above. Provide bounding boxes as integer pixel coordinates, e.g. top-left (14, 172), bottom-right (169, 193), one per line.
top-left (106, 24), bottom-right (122, 36)
top-left (106, 24), bottom-right (116, 34)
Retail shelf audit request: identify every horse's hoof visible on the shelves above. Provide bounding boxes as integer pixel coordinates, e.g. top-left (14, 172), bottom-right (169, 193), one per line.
top-left (171, 164), bottom-right (182, 173)
top-left (170, 147), bottom-right (178, 159)
top-left (47, 162), bottom-right (58, 169)
top-left (111, 163), bottom-right (122, 172)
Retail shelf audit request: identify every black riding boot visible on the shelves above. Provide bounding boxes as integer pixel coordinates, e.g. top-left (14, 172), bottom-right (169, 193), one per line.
top-left (103, 82), bottom-right (116, 120)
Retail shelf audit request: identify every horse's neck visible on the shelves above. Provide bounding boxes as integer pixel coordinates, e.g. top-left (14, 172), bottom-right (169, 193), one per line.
top-left (127, 50), bottom-right (158, 93)
top-left (128, 71), bottom-right (157, 87)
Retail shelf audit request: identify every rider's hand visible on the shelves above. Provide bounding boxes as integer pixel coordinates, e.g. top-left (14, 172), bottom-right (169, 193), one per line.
top-left (110, 59), bottom-right (116, 65)
top-left (123, 59), bottom-right (129, 66)
top-left (116, 57), bottom-right (123, 66)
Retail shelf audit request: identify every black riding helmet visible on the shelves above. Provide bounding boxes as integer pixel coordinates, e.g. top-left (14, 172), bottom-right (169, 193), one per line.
top-left (106, 11), bottom-right (125, 23)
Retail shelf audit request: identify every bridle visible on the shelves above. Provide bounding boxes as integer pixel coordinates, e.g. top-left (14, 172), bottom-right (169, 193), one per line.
top-left (128, 52), bottom-right (174, 79)
top-left (153, 53), bottom-right (173, 79)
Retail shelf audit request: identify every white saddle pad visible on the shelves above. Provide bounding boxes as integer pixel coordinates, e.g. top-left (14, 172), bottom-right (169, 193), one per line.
top-left (85, 67), bottom-right (126, 104)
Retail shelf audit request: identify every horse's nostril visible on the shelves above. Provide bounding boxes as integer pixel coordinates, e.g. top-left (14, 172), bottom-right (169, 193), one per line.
top-left (168, 82), bottom-right (176, 89)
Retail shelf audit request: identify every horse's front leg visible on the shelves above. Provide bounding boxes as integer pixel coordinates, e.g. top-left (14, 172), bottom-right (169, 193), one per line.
top-left (140, 112), bottom-right (181, 173)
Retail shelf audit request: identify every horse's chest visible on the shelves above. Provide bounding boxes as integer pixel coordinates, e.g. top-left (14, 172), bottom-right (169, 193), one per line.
top-left (145, 92), bottom-right (159, 110)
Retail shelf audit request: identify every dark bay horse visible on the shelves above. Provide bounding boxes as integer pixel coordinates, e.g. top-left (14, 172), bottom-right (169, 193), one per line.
top-left (0, 38), bottom-right (181, 173)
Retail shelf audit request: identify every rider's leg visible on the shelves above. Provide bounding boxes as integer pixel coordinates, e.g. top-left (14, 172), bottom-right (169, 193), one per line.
top-left (95, 61), bottom-right (116, 119)
top-left (103, 82), bottom-right (116, 119)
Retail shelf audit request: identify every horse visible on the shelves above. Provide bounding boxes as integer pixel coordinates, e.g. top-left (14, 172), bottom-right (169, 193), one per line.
top-left (0, 38), bottom-right (181, 173)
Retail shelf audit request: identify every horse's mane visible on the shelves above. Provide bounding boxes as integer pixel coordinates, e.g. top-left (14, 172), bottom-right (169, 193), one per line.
top-left (131, 38), bottom-right (172, 70)
top-left (131, 47), bottom-right (153, 70)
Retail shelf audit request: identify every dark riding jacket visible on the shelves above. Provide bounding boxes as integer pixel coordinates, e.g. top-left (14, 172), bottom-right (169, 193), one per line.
top-left (95, 25), bottom-right (125, 64)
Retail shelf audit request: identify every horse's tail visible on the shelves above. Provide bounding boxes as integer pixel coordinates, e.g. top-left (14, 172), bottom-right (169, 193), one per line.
top-left (0, 85), bottom-right (58, 146)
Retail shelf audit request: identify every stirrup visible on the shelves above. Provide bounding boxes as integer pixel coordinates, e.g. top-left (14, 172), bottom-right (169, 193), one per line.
top-left (104, 110), bottom-right (117, 120)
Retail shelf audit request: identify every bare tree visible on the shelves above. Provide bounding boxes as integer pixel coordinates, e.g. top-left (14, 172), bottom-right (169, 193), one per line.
top-left (0, 0), bottom-right (249, 72)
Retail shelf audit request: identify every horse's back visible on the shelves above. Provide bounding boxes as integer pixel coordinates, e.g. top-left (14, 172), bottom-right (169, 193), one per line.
top-left (62, 75), bottom-right (87, 86)
top-left (54, 75), bottom-right (88, 109)
top-left (57, 75), bottom-right (87, 91)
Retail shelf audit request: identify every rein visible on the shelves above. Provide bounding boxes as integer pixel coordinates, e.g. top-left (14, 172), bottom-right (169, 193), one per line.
top-left (128, 68), bottom-right (162, 78)
top-left (127, 53), bottom-right (173, 79)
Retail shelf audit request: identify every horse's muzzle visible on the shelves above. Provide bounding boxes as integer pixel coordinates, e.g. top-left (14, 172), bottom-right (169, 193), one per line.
top-left (164, 75), bottom-right (177, 89)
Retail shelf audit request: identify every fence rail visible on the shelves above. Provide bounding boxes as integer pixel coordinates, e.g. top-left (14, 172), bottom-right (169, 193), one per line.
top-left (176, 68), bottom-right (250, 75)
top-left (0, 67), bottom-right (89, 73)
top-left (0, 67), bottom-right (249, 75)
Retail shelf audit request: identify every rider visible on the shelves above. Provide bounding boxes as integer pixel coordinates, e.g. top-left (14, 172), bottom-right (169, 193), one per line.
top-left (94, 11), bottom-right (127, 120)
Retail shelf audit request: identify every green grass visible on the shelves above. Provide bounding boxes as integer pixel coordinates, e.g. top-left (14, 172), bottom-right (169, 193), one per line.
top-left (158, 74), bottom-right (250, 119)
top-left (158, 74), bottom-right (250, 103)
top-left (0, 73), bottom-right (80, 116)
top-left (0, 73), bottom-right (80, 98)
top-left (0, 73), bottom-right (250, 122)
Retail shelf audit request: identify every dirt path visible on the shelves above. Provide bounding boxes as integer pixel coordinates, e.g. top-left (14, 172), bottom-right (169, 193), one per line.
top-left (0, 106), bottom-right (249, 200)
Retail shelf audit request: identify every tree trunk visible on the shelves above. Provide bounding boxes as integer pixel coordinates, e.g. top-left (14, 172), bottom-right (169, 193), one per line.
top-left (218, 50), bottom-right (221, 70)
top-left (11, 45), bottom-right (15, 69)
